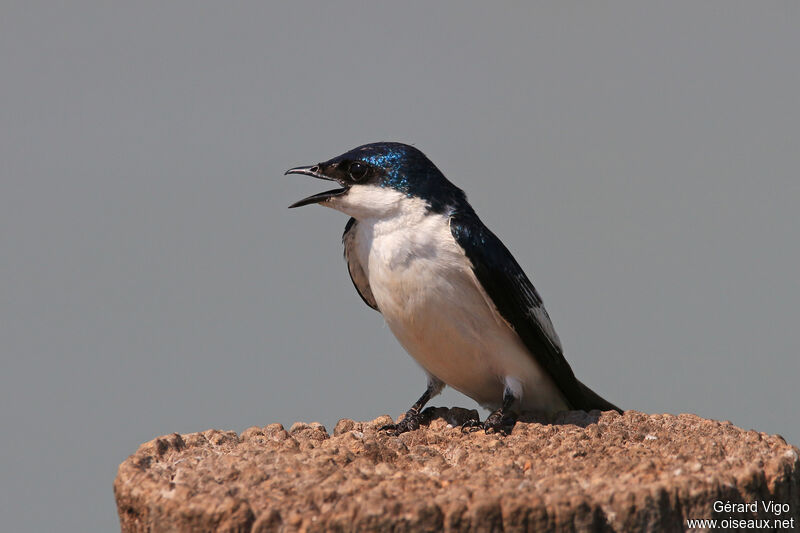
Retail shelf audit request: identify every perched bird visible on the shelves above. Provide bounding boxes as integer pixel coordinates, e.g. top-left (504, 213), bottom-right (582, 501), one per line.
top-left (286, 142), bottom-right (620, 434)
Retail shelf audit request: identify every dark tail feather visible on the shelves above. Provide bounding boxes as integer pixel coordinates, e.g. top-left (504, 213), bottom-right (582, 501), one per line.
top-left (576, 379), bottom-right (622, 413)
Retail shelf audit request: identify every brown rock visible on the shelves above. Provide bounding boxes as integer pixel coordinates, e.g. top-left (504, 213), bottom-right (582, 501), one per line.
top-left (114, 409), bottom-right (799, 532)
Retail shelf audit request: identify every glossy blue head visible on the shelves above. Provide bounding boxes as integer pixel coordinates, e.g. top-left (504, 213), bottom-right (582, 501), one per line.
top-left (285, 142), bottom-right (468, 217)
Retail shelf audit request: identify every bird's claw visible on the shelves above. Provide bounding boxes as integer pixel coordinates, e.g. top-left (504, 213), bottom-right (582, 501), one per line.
top-left (483, 412), bottom-right (512, 435)
top-left (461, 412), bottom-right (516, 435)
top-left (379, 409), bottom-right (423, 435)
top-left (460, 418), bottom-right (483, 433)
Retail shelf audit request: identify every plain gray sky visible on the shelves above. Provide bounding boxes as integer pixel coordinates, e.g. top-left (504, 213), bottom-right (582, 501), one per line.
top-left (1, 2), bottom-right (798, 531)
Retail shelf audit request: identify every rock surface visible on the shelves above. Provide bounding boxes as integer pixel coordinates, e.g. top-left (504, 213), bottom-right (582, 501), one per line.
top-left (115, 408), bottom-right (799, 532)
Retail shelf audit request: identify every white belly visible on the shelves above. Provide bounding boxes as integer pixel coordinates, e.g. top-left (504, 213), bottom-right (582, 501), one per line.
top-left (354, 211), bottom-right (568, 414)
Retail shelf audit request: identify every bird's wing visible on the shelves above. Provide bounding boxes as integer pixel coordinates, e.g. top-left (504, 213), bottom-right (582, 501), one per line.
top-left (449, 212), bottom-right (589, 410)
top-left (342, 217), bottom-right (379, 312)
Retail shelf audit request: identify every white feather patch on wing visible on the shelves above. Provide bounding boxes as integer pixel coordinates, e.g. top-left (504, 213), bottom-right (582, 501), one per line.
top-left (528, 305), bottom-right (563, 352)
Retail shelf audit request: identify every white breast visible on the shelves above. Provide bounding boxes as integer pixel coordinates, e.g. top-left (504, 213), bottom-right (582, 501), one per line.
top-left (343, 192), bottom-right (568, 414)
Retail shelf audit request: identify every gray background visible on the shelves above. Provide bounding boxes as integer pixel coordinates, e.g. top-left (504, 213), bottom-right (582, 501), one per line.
top-left (1, 2), bottom-right (798, 531)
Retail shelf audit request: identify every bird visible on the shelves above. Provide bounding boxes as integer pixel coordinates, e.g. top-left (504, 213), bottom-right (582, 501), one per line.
top-left (285, 142), bottom-right (621, 434)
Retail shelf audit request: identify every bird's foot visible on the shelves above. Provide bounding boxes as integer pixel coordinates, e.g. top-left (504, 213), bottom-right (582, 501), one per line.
top-left (461, 411), bottom-right (517, 435)
top-left (460, 417), bottom-right (484, 433)
top-left (483, 410), bottom-right (517, 435)
top-left (379, 407), bottom-right (432, 435)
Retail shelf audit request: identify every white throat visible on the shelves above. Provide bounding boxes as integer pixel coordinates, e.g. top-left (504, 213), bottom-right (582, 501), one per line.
top-left (325, 185), bottom-right (423, 221)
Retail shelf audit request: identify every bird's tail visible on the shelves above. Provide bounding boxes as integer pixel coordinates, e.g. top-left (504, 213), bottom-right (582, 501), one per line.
top-left (576, 379), bottom-right (622, 413)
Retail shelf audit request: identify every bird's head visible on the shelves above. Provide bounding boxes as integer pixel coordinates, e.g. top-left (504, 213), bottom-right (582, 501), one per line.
top-left (285, 142), bottom-right (467, 218)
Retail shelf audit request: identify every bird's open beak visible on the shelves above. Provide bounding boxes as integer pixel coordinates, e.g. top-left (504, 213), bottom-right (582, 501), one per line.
top-left (285, 165), bottom-right (349, 208)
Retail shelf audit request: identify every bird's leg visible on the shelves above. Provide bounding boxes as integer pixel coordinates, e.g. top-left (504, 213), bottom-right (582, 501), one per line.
top-left (380, 376), bottom-right (444, 435)
top-left (462, 386), bottom-right (518, 435)
top-left (484, 387), bottom-right (518, 434)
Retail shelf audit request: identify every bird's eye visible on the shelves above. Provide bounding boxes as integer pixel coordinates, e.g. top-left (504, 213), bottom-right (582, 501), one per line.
top-left (348, 162), bottom-right (368, 181)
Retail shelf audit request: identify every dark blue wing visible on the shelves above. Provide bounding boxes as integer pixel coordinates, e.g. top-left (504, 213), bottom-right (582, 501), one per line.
top-left (342, 217), bottom-right (379, 312)
top-left (450, 211), bottom-right (594, 411)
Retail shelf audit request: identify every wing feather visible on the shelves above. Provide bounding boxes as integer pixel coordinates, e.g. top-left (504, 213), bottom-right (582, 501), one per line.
top-left (342, 217), bottom-right (379, 312)
top-left (450, 212), bottom-right (594, 410)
